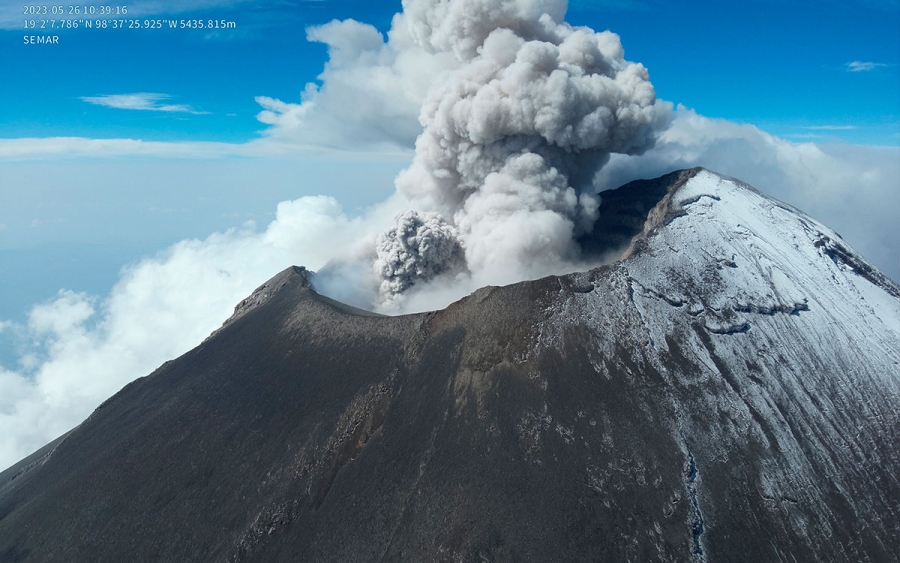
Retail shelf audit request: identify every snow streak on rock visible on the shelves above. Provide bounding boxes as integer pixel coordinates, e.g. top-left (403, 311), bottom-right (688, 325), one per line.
top-left (533, 169), bottom-right (900, 560)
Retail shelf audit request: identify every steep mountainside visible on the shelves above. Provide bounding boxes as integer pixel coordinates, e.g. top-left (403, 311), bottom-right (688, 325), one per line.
top-left (1, 168), bottom-right (898, 562)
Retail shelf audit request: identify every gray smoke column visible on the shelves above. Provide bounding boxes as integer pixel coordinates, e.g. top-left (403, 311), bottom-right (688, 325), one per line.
top-left (375, 210), bottom-right (467, 303)
top-left (377, 0), bottom-right (669, 292)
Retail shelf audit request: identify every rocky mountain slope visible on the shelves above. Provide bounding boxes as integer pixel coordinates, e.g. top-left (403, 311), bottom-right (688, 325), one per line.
top-left (1, 168), bottom-right (897, 562)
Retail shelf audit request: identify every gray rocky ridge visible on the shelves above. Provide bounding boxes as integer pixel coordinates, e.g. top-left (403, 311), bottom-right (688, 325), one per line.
top-left (0, 168), bottom-right (898, 562)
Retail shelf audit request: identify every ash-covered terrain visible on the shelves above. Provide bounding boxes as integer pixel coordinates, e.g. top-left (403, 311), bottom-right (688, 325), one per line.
top-left (1, 168), bottom-right (898, 562)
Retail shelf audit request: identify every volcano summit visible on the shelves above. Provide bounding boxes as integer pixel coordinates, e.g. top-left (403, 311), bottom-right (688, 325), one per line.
top-left (0, 168), bottom-right (898, 562)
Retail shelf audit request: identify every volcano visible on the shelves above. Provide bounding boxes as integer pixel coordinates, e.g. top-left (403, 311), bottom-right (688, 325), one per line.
top-left (1, 168), bottom-right (898, 562)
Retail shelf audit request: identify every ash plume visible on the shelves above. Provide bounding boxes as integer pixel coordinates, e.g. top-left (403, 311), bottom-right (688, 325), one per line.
top-left (375, 210), bottom-right (467, 304)
top-left (375, 0), bottom-right (670, 299)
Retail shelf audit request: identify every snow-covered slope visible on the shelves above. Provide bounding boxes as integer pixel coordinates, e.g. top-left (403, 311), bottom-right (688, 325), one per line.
top-left (628, 168), bottom-right (900, 339)
top-left (552, 168), bottom-right (900, 373)
top-left (540, 168), bottom-right (900, 560)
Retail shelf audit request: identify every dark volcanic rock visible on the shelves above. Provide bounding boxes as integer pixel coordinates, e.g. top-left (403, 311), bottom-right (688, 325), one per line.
top-left (577, 167), bottom-right (698, 258)
top-left (1, 169), bottom-right (898, 562)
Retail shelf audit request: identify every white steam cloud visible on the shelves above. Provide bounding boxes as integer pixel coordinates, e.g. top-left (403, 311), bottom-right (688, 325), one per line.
top-left (254, 17), bottom-right (458, 150)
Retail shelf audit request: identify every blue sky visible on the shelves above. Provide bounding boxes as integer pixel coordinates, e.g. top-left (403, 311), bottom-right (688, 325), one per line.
top-left (2, 0), bottom-right (898, 144)
top-left (1, 0), bottom-right (899, 468)
top-left (591, 0), bottom-right (900, 144)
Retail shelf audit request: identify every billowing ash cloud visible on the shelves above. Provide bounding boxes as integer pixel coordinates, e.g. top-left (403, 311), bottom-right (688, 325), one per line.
top-left (375, 210), bottom-right (466, 303)
top-left (375, 0), bottom-right (669, 292)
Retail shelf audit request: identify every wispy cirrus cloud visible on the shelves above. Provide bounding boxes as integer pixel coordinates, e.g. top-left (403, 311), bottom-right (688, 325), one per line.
top-left (80, 93), bottom-right (208, 114)
top-left (568, 0), bottom-right (647, 10)
top-left (846, 61), bottom-right (888, 72)
top-left (0, 136), bottom-right (410, 161)
top-left (805, 125), bottom-right (858, 131)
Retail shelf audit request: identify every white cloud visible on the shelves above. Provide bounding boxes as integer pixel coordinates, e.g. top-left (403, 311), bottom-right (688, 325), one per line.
top-left (569, 0), bottom-right (647, 9)
top-left (596, 107), bottom-right (900, 282)
top-left (81, 93), bottom-right (208, 114)
top-left (0, 136), bottom-right (411, 161)
top-left (0, 193), bottom-right (408, 469)
top-left (846, 61), bottom-right (888, 72)
top-left (4, 13), bottom-right (454, 158)
top-left (28, 290), bottom-right (95, 336)
top-left (253, 16), bottom-right (459, 150)
top-left (804, 125), bottom-right (858, 131)
top-left (0, 138), bottom-right (240, 160)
